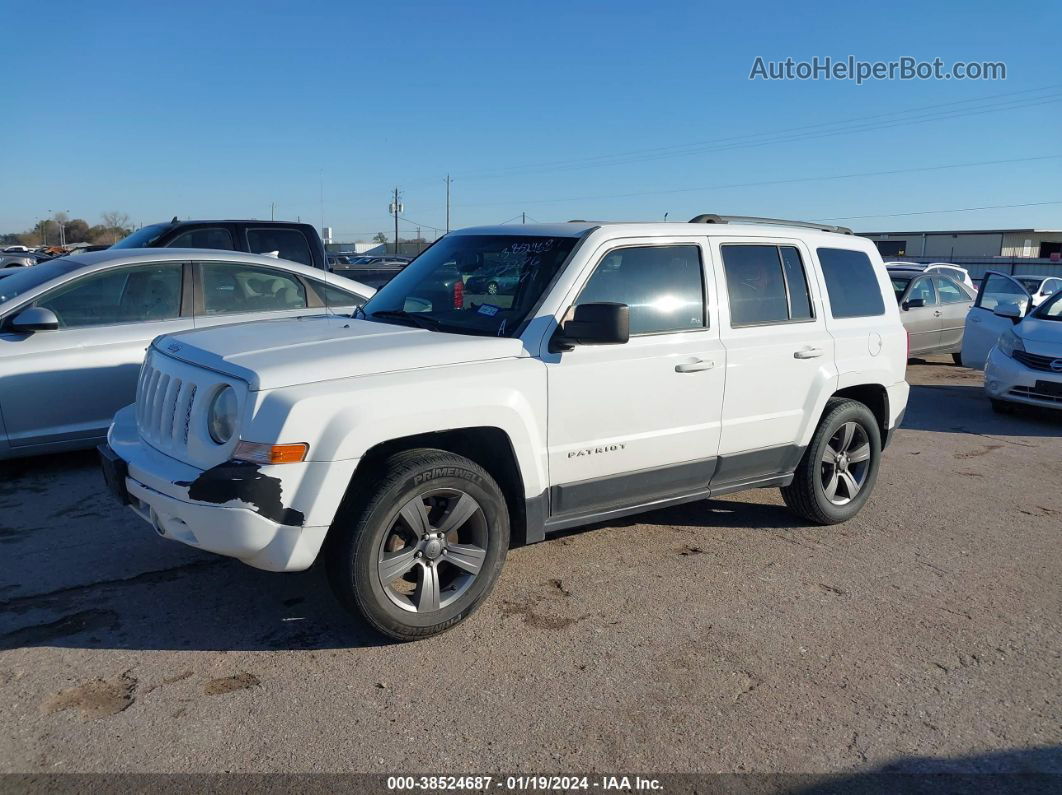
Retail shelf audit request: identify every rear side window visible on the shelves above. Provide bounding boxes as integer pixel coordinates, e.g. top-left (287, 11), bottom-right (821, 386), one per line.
top-left (934, 276), bottom-right (968, 304)
top-left (167, 227), bottom-right (233, 250)
top-left (721, 244), bottom-right (814, 327)
top-left (246, 228), bottom-right (313, 266)
top-left (577, 244), bottom-right (705, 335)
top-left (816, 248), bottom-right (886, 318)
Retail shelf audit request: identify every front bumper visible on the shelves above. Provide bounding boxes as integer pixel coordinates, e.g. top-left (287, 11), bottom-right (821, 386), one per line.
top-left (984, 348), bottom-right (1062, 410)
top-left (106, 405), bottom-right (358, 572)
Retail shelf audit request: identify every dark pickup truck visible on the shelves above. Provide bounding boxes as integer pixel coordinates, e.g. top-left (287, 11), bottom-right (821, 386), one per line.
top-left (113, 219), bottom-right (328, 270)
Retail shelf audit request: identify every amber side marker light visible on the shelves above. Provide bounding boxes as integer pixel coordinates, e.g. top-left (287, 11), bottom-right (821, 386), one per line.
top-left (234, 441), bottom-right (309, 465)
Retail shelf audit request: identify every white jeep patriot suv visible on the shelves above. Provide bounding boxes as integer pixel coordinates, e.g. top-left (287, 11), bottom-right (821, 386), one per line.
top-left (101, 215), bottom-right (909, 640)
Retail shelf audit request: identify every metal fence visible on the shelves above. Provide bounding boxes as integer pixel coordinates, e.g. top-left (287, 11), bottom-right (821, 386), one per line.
top-left (882, 256), bottom-right (1062, 281)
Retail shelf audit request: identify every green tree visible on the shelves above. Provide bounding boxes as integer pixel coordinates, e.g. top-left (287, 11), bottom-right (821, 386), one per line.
top-left (372, 232), bottom-right (388, 244)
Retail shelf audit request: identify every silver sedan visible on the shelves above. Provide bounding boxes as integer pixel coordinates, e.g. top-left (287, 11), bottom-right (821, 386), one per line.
top-left (0, 248), bottom-right (373, 459)
top-left (888, 268), bottom-right (975, 363)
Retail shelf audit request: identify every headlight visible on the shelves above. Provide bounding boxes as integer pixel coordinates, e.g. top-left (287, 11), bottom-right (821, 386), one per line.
top-left (997, 329), bottom-right (1025, 359)
top-left (207, 386), bottom-right (238, 444)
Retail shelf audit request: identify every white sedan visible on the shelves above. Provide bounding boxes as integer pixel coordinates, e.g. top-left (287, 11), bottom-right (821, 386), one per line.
top-left (0, 248), bottom-right (373, 459)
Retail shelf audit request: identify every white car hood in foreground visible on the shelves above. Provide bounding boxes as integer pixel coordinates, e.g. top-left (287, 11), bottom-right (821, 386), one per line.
top-left (1017, 317), bottom-right (1062, 353)
top-left (155, 315), bottom-right (528, 390)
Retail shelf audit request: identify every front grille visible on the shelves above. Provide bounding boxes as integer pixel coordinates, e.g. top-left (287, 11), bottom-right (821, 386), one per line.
top-left (1009, 386), bottom-right (1062, 405)
top-left (136, 356), bottom-right (199, 454)
top-left (1012, 350), bottom-right (1062, 373)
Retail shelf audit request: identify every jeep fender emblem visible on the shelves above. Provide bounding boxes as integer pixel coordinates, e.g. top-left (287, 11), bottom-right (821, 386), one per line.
top-left (167, 342), bottom-right (181, 353)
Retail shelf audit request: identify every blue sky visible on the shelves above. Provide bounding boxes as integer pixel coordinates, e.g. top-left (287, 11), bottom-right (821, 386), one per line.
top-left (2, 0), bottom-right (1060, 239)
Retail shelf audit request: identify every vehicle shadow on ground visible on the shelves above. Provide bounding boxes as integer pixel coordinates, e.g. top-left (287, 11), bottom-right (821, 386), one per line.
top-left (0, 452), bottom-right (390, 653)
top-left (795, 745), bottom-right (1062, 793)
top-left (901, 384), bottom-right (1062, 437)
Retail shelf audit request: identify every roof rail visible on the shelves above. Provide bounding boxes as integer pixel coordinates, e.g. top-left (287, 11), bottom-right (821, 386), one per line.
top-left (688, 214), bottom-right (853, 235)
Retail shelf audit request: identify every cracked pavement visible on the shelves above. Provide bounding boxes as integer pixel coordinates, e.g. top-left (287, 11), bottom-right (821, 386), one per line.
top-left (0, 356), bottom-right (1059, 774)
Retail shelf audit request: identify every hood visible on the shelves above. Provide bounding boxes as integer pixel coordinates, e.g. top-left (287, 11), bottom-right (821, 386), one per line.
top-left (1017, 316), bottom-right (1062, 354)
top-left (154, 314), bottom-right (528, 390)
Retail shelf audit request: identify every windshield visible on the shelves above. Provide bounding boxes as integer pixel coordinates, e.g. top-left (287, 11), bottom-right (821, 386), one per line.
top-left (362, 234), bottom-right (580, 336)
top-left (112, 223), bottom-right (172, 249)
top-left (0, 259), bottom-right (84, 304)
top-left (1032, 290), bottom-right (1062, 320)
top-left (890, 276), bottom-right (911, 301)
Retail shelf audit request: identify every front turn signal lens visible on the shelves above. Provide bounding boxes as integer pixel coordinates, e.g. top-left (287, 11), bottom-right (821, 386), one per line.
top-left (234, 441), bottom-right (309, 465)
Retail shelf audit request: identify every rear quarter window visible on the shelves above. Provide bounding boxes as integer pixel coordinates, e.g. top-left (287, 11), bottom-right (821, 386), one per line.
top-left (817, 248), bottom-right (886, 319)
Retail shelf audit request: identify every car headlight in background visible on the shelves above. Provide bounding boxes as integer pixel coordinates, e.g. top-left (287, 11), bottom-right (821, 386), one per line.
top-left (997, 329), bottom-right (1026, 359)
top-left (207, 386), bottom-right (238, 444)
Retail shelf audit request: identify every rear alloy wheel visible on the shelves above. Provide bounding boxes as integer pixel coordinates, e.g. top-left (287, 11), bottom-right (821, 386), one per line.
top-left (782, 398), bottom-right (881, 525)
top-left (326, 449), bottom-right (509, 641)
top-left (486, 281), bottom-right (499, 295)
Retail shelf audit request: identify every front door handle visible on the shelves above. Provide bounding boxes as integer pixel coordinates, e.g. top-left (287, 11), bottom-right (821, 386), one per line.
top-left (675, 359), bottom-right (716, 373)
top-left (933, 310), bottom-right (943, 317)
top-left (794, 347), bottom-right (825, 359)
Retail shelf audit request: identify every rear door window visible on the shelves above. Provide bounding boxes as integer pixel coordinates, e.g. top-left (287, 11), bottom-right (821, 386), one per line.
top-left (816, 248), bottom-right (886, 318)
top-left (167, 227), bottom-right (234, 250)
top-left (934, 276), bottom-right (968, 304)
top-left (199, 262), bottom-right (308, 315)
top-left (721, 244), bottom-right (814, 326)
top-left (246, 228), bottom-right (313, 266)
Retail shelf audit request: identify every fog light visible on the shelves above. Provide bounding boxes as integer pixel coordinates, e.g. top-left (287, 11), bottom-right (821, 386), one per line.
top-left (234, 441), bottom-right (309, 465)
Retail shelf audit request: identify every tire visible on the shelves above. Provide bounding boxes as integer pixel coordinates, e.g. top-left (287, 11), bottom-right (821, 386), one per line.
top-left (325, 448), bottom-right (509, 641)
top-left (951, 352), bottom-right (963, 366)
top-left (486, 281), bottom-right (499, 295)
top-left (781, 398), bottom-right (882, 525)
top-left (990, 398), bottom-right (1013, 414)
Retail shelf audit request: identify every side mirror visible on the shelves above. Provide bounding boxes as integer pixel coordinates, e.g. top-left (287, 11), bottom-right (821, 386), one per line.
top-left (992, 304), bottom-right (1022, 322)
top-left (902, 298), bottom-right (926, 310)
top-left (550, 302), bottom-right (629, 352)
top-left (7, 306), bottom-right (59, 332)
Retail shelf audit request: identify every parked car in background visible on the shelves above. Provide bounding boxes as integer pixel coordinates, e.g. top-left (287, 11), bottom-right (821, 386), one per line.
top-left (1014, 275), bottom-right (1062, 307)
top-left (888, 266), bottom-right (975, 363)
top-left (0, 249), bottom-right (373, 459)
top-left (1, 251), bottom-right (53, 268)
top-left (925, 263), bottom-right (975, 290)
top-left (960, 271), bottom-right (1033, 370)
top-left (113, 219), bottom-right (329, 271)
top-left (2, 245), bottom-right (31, 253)
top-left (465, 263), bottom-right (522, 295)
top-left (982, 287), bottom-right (1062, 413)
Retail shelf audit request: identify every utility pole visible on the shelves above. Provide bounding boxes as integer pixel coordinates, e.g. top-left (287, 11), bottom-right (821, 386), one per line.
top-left (522, 212), bottom-right (526, 225)
top-left (444, 174), bottom-right (453, 233)
top-left (271, 202), bottom-right (276, 221)
top-left (389, 187), bottom-right (403, 257)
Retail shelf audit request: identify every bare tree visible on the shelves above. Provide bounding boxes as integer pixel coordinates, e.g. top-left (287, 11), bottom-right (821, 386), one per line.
top-left (101, 211), bottom-right (133, 243)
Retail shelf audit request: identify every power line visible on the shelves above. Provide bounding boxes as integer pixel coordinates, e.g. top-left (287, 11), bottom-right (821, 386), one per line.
top-left (456, 84), bottom-right (1062, 179)
top-left (453, 154), bottom-right (1062, 209)
top-left (816, 199), bottom-right (1062, 222)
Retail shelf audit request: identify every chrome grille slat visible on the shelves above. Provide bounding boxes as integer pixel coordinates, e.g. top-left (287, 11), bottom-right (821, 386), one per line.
top-left (162, 377), bottom-right (182, 441)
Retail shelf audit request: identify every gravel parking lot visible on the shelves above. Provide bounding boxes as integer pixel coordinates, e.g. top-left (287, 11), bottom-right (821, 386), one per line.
top-left (0, 356), bottom-right (1059, 775)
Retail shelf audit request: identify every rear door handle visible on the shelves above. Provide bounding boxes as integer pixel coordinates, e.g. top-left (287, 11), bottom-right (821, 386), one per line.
top-left (794, 347), bottom-right (825, 359)
top-left (675, 359), bottom-right (716, 373)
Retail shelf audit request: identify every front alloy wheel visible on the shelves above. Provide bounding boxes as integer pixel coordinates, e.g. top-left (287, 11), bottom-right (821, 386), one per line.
top-left (326, 449), bottom-right (509, 641)
top-left (379, 490), bottom-right (489, 613)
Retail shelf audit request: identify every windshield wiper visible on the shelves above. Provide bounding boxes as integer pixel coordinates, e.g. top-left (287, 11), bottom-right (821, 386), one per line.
top-left (369, 310), bottom-right (443, 331)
